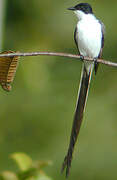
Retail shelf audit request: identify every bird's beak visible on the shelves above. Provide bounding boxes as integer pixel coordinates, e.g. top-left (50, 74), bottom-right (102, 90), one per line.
top-left (67, 7), bottom-right (76, 11)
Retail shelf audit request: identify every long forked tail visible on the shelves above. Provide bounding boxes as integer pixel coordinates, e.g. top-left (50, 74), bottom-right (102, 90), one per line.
top-left (61, 63), bottom-right (93, 177)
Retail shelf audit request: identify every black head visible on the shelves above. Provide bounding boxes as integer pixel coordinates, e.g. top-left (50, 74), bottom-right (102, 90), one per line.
top-left (68, 3), bottom-right (93, 14)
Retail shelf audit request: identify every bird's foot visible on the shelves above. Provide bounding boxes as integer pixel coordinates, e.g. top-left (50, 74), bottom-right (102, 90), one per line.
top-left (80, 55), bottom-right (84, 61)
top-left (93, 57), bottom-right (98, 64)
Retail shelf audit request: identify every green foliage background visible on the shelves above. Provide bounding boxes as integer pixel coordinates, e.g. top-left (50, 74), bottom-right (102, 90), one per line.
top-left (0, 0), bottom-right (117, 179)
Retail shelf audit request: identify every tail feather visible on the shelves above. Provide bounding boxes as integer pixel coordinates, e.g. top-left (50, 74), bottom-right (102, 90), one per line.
top-left (61, 63), bottom-right (93, 177)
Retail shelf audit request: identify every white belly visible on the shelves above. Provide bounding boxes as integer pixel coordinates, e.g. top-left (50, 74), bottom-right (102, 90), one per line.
top-left (77, 17), bottom-right (102, 58)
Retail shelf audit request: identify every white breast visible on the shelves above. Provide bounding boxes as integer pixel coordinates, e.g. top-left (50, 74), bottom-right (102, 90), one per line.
top-left (76, 14), bottom-right (102, 58)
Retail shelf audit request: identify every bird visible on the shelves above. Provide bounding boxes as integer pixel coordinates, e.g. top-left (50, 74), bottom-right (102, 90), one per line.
top-left (61, 3), bottom-right (105, 177)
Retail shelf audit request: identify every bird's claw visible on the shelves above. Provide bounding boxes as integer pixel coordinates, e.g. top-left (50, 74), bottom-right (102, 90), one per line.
top-left (80, 55), bottom-right (84, 60)
top-left (93, 57), bottom-right (98, 64)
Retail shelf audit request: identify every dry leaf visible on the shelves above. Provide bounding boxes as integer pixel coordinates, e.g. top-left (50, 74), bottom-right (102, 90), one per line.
top-left (0, 51), bottom-right (19, 91)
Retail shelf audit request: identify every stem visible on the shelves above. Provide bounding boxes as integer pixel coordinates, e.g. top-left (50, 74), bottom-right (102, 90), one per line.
top-left (0, 51), bottom-right (116, 67)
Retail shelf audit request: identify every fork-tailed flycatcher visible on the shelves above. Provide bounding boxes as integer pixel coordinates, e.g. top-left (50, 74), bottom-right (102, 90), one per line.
top-left (62, 3), bottom-right (105, 177)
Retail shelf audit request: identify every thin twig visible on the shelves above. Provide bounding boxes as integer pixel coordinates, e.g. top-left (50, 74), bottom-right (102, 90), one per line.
top-left (0, 51), bottom-right (117, 67)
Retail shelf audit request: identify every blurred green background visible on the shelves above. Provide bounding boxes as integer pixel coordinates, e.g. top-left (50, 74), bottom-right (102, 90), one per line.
top-left (0, 0), bottom-right (117, 179)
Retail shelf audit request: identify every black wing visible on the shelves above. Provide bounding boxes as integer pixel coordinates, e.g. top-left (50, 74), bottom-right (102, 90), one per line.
top-left (99, 21), bottom-right (105, 51)
top-left (95, 21), bottom-right (105, 74)
top-left (74, 26), bottom-right (78, 50)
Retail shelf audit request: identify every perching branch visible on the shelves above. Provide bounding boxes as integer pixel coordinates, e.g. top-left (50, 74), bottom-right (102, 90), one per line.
top-left (0, 51), bottom-right (117, 67)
